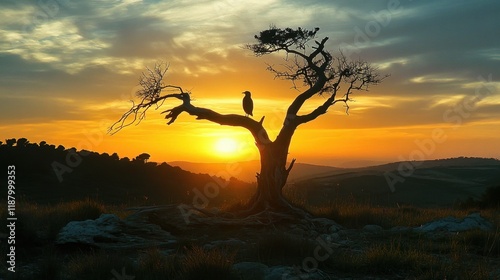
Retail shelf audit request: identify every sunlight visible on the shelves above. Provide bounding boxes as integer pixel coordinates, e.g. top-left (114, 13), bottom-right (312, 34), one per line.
top-left (214, 137), bottom-right (238, 156)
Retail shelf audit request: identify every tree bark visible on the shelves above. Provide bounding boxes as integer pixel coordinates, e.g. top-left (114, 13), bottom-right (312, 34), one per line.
top-left (245, 125), bottom-right (298, 214)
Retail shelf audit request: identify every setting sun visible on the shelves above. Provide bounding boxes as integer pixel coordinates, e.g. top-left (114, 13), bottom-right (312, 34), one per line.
top-left (214, 137), bottom-right (238, 156)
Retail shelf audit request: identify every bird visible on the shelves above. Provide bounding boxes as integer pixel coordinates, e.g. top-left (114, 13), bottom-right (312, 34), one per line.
top-left (242, 91), bottom-right (253, 117)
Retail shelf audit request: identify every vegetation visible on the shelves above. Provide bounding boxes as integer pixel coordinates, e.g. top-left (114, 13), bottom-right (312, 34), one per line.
top-left (0, 138), bottom-right (252, 206)
top-left (0, 199), bottom-right (105, 246)
top-left (109, 26), bottom-right (385, 214)
top-left (1, 138), bottom-right (499, 279)
top-left (2, 193), bottom-right (498, 279)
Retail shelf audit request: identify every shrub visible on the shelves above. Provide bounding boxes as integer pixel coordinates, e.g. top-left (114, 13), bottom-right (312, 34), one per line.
top-left (479, 184), bottom-right (500, 208)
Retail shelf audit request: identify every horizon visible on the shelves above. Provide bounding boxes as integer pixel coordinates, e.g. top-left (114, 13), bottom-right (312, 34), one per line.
top-left (1, 1), bottom-right (500, 165)
top-left (4, 137), bottom-right (499, 170)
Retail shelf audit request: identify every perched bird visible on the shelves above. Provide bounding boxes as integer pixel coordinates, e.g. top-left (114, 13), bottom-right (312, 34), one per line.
top-left (242, 91), bottom-right (253, 117)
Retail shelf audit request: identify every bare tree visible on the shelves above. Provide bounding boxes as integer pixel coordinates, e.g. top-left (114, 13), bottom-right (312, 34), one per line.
top-left (110, 26), bottom-right (385, 217)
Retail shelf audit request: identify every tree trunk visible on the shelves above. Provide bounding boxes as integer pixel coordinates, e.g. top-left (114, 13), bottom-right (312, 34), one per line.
top-left (246, 141), bottom-right (294, 213)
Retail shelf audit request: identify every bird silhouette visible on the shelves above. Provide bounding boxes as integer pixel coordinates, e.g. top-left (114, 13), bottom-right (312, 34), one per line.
top-left (242, 91), bottom-right (253, 117)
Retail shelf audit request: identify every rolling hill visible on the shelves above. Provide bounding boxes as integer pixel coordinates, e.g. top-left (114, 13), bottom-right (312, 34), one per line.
top-left (168, 160), bottom-right (341, 183)
top-left (291, 157), bottom-right (500, 208)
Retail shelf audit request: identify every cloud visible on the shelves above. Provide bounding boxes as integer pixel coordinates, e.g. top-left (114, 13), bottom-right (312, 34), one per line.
top-left (0, 0), bottom-right (499, 162)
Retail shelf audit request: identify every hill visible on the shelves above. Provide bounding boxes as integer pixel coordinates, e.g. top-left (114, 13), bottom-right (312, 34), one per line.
top-left (291, 157), bottom-right (500, 208)
top-left (168, 160), bottom-right (341, 182)
top-left (0, 138), bottom-right (253, 205)
top-left (2, 138), bottom-right (498, 208)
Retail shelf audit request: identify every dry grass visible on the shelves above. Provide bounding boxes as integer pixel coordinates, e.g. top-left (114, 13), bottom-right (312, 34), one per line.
top-left (2, 194), bottom-right (498, 279)
top-left (284, 186), bottom-right (482, 229)
top-left (0, 198), bottom-right (106, 245)
top-left (180, 246), bottom-right (238, 280)
top-left (65, 250), bottom-right (135, 280)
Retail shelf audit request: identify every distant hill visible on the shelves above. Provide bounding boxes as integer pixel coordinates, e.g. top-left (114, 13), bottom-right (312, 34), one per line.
top-left (292, 157), bottom-right (500, 208)
top-left (168, 160), bottom-right (341, 182)
top-left (0, 138), bottom-right (253, 205)
top-left (2, 138), bottom-right (498, 208)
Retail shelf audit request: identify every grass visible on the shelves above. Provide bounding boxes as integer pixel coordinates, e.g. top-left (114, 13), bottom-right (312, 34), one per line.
top-left (0, 198), bottom-right (106, 245)
top-left (2, 195), bottom-right (499, 279)
top-left (283, 185), bottom-right (485, 229)
top-left (136, 248), bottom-right (179, 280)
top-left (326, 235), bottom-right (495, 279)
top-left (180, 246), bottom-right (238, 280)
top-left (65, 250), bottom-right (135, 280)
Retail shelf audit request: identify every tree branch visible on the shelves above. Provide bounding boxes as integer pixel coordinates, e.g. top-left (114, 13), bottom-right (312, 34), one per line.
top-left (108, 63), bottom-right (272, 146)
top-left (108, 92), bottom-right (187, 135)
top-left (160, 96), bottom-right (271, 146)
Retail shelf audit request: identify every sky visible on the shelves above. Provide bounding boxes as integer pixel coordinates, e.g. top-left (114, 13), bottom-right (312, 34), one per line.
top-left (1, 0), bottom-right (499, 167)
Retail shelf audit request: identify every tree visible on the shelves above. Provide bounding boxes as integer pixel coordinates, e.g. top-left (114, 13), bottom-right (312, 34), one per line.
top-left (110, 26), bottom-right (384, 217)
top-left (134, 153), bottom-right (151, 163)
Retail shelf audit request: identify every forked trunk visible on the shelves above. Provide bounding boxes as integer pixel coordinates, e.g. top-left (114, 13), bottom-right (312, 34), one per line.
top-left (247, 141), bottom-right (294, 212)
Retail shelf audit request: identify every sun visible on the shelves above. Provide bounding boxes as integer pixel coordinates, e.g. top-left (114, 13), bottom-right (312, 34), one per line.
top-left (214, 137), bottom-right (238, 156)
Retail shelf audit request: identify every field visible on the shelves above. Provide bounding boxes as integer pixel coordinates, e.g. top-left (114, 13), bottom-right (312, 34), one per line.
top-left (1, 143), bottom-right (499, 279)
top-left (1, 190), bottom-right (499, 280)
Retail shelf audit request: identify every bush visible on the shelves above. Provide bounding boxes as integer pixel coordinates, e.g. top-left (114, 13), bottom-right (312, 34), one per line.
top-left (479, 185), bottom-right (500, 208)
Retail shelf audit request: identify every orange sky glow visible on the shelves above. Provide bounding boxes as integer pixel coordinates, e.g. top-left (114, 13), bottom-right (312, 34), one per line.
top-left (1, 1), bottom-right (499, 167)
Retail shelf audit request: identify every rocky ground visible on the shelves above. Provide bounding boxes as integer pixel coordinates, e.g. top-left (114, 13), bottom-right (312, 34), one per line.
top-left (49, 206), bottom-right (500, 280)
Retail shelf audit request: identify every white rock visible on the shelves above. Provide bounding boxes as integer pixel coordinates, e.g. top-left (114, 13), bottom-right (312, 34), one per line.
top-left (56, 213), bottom-right (176, 249)
top-left (416, 213), bottom-right (493, 233)
top-left (56, 214), bottom-right (122, 244)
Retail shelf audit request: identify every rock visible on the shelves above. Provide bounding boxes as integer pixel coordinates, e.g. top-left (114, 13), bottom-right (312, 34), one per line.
top-left (265, 266), bottom-right (291, 280)
top-left (318, 233), bottom-right (341, 245)
top-left (233, 262), bottom-right (269, 280)
top-left (203, 238), bottom-right (246, 250)
top-left (391, 226), bottom-right (411, 233)
top-left (233, 263), bottom-right (331, 280)
top-left (311, 217), bottom-right (342, 233)
top-left (363, 224), bottom-right (383, 233)
top-left (289, 227), bottom-right (306, 236)
top-left (328, 224), bottom-right (341, 233)
top-left (415, 213), bottom-right (493, 233)
top-left (56, 213), bottom-right (176, 249)
top-left (270, 266), bottom-right (330, 280)
top-left (330, 232), bottom-right (340, 241)
top-left (56, 214), bottom-right (122, 244)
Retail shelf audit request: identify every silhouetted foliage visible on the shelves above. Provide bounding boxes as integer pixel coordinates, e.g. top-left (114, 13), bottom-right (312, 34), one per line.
top-left (0, 138), bottom-right (252, 205)
top-left (479, 184), bottom-right (500, 208)
top-left (110, 26), bottom-right (385, 213)
top-left (249, 26), bottom-right (319, 54)
top-left (134, 152), bottom-right (151, 163)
